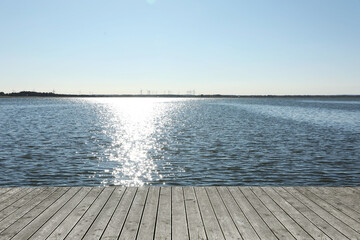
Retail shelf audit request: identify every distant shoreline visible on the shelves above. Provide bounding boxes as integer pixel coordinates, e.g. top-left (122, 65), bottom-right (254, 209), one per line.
top-left (0, 91), bottom-right (359, 98)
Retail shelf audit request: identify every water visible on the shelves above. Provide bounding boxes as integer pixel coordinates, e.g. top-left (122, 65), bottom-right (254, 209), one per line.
top-left (0, 97), bottom-right (359, 187)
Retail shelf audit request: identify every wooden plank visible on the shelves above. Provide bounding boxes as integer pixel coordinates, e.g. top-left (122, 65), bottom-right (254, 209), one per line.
top-left (0, 188), bottom-right (22, 203)
top-left (137, 187), bottom-right (160, 240)
top-left (262, 187), bottom-right (330, 240)
top-left (274, 187), bottom-right (346, 239)
top-left (101, 187), bottom-right (137, 240)
top-left (228, 187), bottom-right (277, 240)
top-left (0, 187), bottom-right (61, 233)
top-left (194, 187), bottom-right (224, 240)
top-left (285, 187), bottom-right (360, 239)
top-left (0, 187), bottom-right (44, 221)
top-left (0, 187), bottom-right (68, 239)
top-left (172, 187), bottom-right (189, 240)
top-left (352, 187), bottom-right (360, 193)
top-left (324, 187), bottom-right (360, 213)
top-left (251, 187), bottom-right (312, 239)
top-left (217, 187), bottom-right (259, 240)
top-left (0, 188), bottom-right (12, 195)
top-left (119, 187), bottom-right (149, 240)
top-left (83, 187), bottom-right (126, 240)
top-left (0, 188), bottom-right (28, 207)
top-left (47, 187), bottom-right (104, 240)
top-left (11, 187), bottom-right (82, 240)
top-left (154, 187), bottom-right (171, 240)
top-left (295, 187), bottom-right (360, 234)
top-left (28, 187), bottom-right (92, 240)
top-left (308, 187), bottom-right (360, 222)
top-left (183, 186), bottom-right (207, 240)
top-left (240, 187), bottom-right (295, 240)
top-left (206, 187), bottom-right (242, 239)
top-left (64, 187), bottom-right (115, 239)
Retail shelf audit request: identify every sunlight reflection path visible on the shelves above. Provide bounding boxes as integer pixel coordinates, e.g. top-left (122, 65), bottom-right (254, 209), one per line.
top-left (87, 98), bottom-right (180, 186)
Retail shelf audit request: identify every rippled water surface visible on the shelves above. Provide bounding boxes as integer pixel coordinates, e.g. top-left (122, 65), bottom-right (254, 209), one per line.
top-left (1, 97), bottom-right (359, 187)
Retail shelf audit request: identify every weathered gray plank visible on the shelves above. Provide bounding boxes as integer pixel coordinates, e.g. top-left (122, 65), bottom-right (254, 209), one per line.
top-left (172, 187), bottom-right (189, 240)
top-left (183, 187), bottom-right (207, 240)
top-left (285, 187), bottom-right (360, 239)
top-left (0, 187), bottom-right (61, 234)
top-left (206, 187), bottom-right (242, 240)
top-left (118, 187), bottom-right (149, 240)
top-left (217, 187), bottom-right (259, 240)
top-left (28, 187), bottom-right (92, 240)
top-left (295, 187), bottom-right (360, 234)
top-left (325, 187), bottom-right (360, 213)
top-left (47, 187), bottom-right (104, 240)
top-left (0, 186), bottom-right (359, 240)
top-left (308, 187), bottom-right (360, 222)
top-left (0, 187), bottom-right (44, 221)
top-left (154, 187), bottom-right (171, 240)
top-left (0, 188), bottom-right (33, 211)
top-left (101, 187), bottom-right (137, 240)
top-left (0, 188), bottom-right (23, 204)
top-left (0, 187), bottom-right (68, 239)
top-left (137, 187), bottom-right (160, 240)
top-left (240, 187), bottom-right (295, 240)
top-left (64, 187), bottom-right (115, 239)
top-left (11, 187), bottom-right (82, 240)
top-left (84, 187), bottom-right (126, 240)
top-left (0, 188), bottom-right (11, 195)
top-left (195, 187), bottom-right (224, 240)
top-left (262, 187), bottom-right (330, 240)
top-left (275, 187), bottom-right (346, 239)
top-left (251, 187), bottom-right (312, 239)
top-left (228, 187), bottom-right (277, 240)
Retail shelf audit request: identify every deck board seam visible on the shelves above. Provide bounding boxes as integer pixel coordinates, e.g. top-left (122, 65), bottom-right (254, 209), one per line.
top-left (250, 187), bottom-right (298, 239)
top-left (0, 187), bottom-right (45, 221)
top-left (225, 186), bottom-right (261, 240)
top-left (0, 187), bottom-right (64, 236)
top-left (25, 187), bottom-right (84, 239)
top-left (152, 186), bottom-right (161, 240)
top-left (262, 187), bottom-right (324, 239)
top-left (204, 187), bottom-right (226, 239)
top-left (281, 187), bottom-right (350, 239)
top-left (227, 187), bottom-right (265, 239)
top-left (292, 187), bottom-right (360, 236)
top-left (15, 187), bottom-right (83, 240)
top-left (98, 187), bottom-right (127, 240)
top-left (237, 187), bottom-right (279, 239)
top-left (182, 187), bottom-right (191, 240)
top-left (307, 187), bottom-right (360, 225)
top-left (62, 187), bottom-right (105, 239)
top-left (45, 187), bottom-right (94, 239)
top-left (81, 187), bottom-right (117, 239)
top-left (215, 187), bottom-right (244, 240)
top-left (134, 187), bottom-right (150, 240)
top-left (117, 187), bottom-right (139, 239)
top-left (0, 187), bottom-right (35, 212)
top-left (193, 187), bottom-right (208, 240)
top-left (273, 187), bottom-right (336, 240)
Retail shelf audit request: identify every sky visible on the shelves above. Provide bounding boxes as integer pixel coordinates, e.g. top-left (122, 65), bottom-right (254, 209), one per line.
top-left (1, 0), bottom-right (360, 95)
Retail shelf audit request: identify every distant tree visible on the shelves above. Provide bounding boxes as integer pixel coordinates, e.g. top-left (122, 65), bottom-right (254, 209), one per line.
top-left (0, 92), bottom-right (4, 95)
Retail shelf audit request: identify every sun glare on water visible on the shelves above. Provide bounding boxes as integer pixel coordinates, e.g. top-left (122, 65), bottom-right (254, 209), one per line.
top-left (86, 98), bottom-right (181, 186)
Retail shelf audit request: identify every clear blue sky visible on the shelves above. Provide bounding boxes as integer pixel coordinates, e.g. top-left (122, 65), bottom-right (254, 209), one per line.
top-left (1, 0), bottom-right (359, 95)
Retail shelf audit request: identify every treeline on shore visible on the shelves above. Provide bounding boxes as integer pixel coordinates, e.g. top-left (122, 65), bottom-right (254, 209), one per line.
top-left (1, 91), bottom-right (359, 98)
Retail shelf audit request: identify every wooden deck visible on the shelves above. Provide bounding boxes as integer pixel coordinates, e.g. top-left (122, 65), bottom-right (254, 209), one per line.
top-left (0, 187), bottom-right (359, 239)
